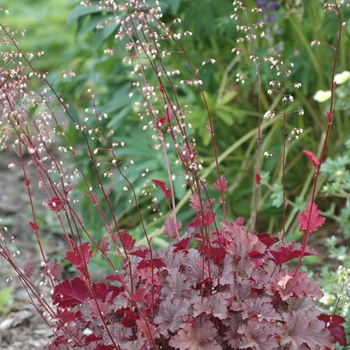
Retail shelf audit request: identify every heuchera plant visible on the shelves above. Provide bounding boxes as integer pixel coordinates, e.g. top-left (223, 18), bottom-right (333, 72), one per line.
top-left (50, 217), bottom-right (346, 349)
top-left (0, 0), bottom-right (348, 349)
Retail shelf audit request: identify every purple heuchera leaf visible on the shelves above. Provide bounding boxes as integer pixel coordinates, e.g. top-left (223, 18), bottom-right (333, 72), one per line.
top-left (169, 319), bottom-right (222, 350)
top-left (42, 260), bottom-right (62, 280)
top-left (267, 271), bottom-right (323, 300)
top-left (281, 310), bottom-right (333, 348)
top-left (102, 323), bottom-right (132, 346)
top-left (24, 261), bottom-right (34, 278)
top-left (164, 216), bottom-right (182, 238)
top-left (162, 268), bottom-right (192, 297)
top-left (240, 296), bottom-right (281, 322)
top-left (192, 293), bottom-right (231, 319)
top-left (154, 296), bottom-right (191, 336)
top-left (136, 319), bottom-right (157, 341)
top-left (237, 318), bottom-right (283, 350)
top-left (220, 220), bottom-right (266, 255)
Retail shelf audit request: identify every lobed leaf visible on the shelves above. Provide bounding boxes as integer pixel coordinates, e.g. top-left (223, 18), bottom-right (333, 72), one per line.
top-left (298, 202), bottom-right (325, 233)
top-left (52, 277), bottom-right (91, 308)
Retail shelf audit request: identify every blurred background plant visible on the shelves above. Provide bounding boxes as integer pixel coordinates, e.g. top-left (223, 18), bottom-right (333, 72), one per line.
top-left (2, 0), bottom-right (350, 270)
top-left (57, 0), bottom-right (350, 237)
top-left (312, 239), bottom-right (350, 349)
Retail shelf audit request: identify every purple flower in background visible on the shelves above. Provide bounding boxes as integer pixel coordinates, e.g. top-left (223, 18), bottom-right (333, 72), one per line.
top-left (256, 0), bottom-right (281, 22)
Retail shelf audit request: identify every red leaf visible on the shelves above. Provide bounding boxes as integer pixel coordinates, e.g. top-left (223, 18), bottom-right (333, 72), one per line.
top-left (56, 307), bottom-right (79, 323)
top-left (163, 104), bottom-right (176, 122)
top-left (203, 209), bottom-right (216, 227)
top-left (299, 202), bottom-right (325, 233)
top-left (52, 277), bottom-right (91, 308)
top-left (192, 293), bottom-right (230, 320)
top-left (24, 261), bottom-right (33, 278)
top-left (122, 310), bottom-right (140, 327)
top-left (120, 231), bottom-right (136, 252)
top-left (90, 192), bottom-right (98, 204)
top-left (92, 282), bottom-right (122, 301)
top-left (187, 216), bottom-right (202, 230)
top-left (214, 175), bottom-right (228, 193)
top-left (327, 111), bottom-right (333, 123)
top-left (46, 196), bottom-right (66, 213)
top-left (64, 242), bottom-right (93, 278)
top-left (255, 232), bottom-right (279, 247)
top-left (235, 217), bottom-right (244, 226)
top-left (28, 221), bottom-right (39, 231)
top-left (99, 236), bottom-right (110, 254)
top-left (151, 179), bottom-right (171, 198)
top-left (255, 173), bottom-right (261, 185)
top-left (63, 183), bottom-right (74, 194)
top-left (268, 241), bottom-right (318, 265)
top-left (136, 319), bottom-right (157, 340)
top-left (221, 220), bottom-right (266, 255)
top-left (164, 216), bottom-right (182, 238)
top-left (189, 195), bottom-right (202, 211)
top-left (87, 298), bottom-right (109, 318)
top-left (303, 150), bottom-right (320, 168)
top-left (173, 237), bottom-right (191, 252)
top-left (106, 272), bottom-right (124, 284)
top-left (205, 125), bottom-right (212, 133)
top-left (319, 314), bottom-right (347, 346)
top-left (42, 260), bottom-right (62, 280)
top-left (156, 116), bottom-right (166, 129)
top-left (181, 144), bottom-right (195, 163)
top-left (131, 288), bottom-right (146, 303)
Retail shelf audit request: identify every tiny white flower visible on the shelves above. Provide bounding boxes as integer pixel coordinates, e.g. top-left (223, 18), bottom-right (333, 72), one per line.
top-left (313, 90), bottom-right (331, 102)
top-left (334, 70), bottom-right (350, 85)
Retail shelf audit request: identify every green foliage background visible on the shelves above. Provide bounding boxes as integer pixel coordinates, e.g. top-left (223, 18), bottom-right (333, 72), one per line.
top-left (3, 0), bottom-right (350, 243)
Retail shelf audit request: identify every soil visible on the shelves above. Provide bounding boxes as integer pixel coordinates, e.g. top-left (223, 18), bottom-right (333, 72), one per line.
top-left (0, 149), bottom-right (345, 349)
top-left (0, 150), bottom-right (55, 349)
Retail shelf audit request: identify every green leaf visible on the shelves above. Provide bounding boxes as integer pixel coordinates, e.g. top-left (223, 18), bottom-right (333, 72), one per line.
top-left (271, 183), bottom-right (283, 208)
top-left (78, 15), bottom-right (106, 36)
top-left (103, 22), bottom-right (119, 39)
top-left (0, 286), bottom-right (13, 316)
top-left (66, 5), bottom-right (101, 29)
top-left (217, 90), bottom-right (237, 106)
top-left (216, 110), bottom-right (234, 126)
top-left (93, 28), bottom-right (106, 47)
top-left (169, 0), bottom-right (181, 15)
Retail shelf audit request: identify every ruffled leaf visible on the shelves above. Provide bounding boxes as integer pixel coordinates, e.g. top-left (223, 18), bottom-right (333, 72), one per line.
top-left (299, 202), bottom-right (325, 233)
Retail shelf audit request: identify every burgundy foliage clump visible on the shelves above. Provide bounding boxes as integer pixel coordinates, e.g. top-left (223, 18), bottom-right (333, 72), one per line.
top-left (48, 216), bottom-right (346, 349)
